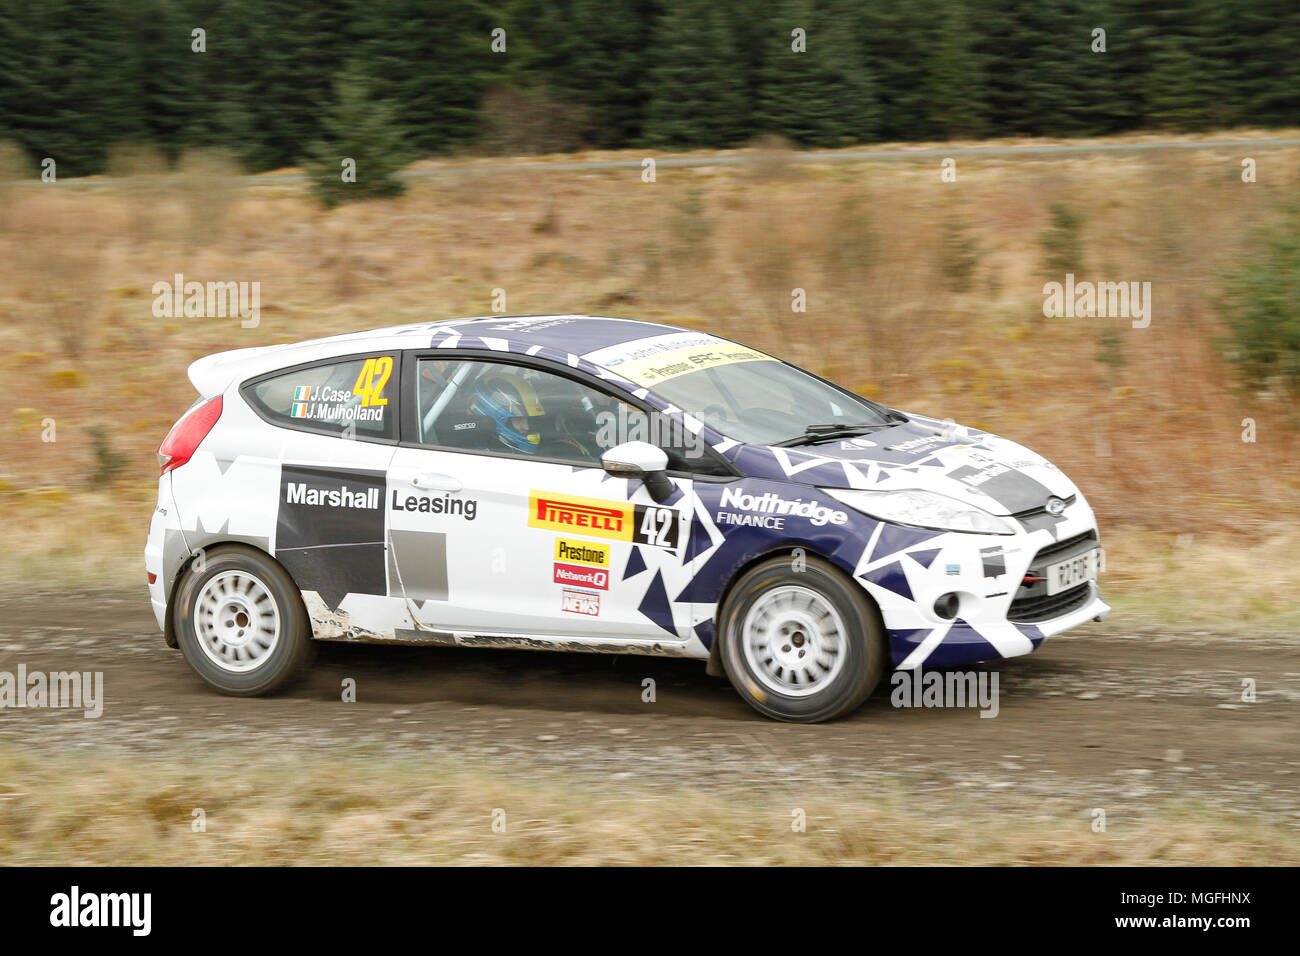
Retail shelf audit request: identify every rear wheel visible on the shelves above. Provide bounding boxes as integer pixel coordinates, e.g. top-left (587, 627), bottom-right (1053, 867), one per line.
top-left (173, 545), bottom-right (314, 696)
top-left (718, 555), bottom-right (886, 722)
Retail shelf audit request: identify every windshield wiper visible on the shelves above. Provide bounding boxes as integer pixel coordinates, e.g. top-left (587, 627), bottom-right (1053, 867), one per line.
top-left (774, 423), bottom-right (893, 447)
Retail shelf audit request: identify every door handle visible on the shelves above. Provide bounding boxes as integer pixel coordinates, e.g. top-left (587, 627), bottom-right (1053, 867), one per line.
top-left (410, 473), bottom-right (462, 492)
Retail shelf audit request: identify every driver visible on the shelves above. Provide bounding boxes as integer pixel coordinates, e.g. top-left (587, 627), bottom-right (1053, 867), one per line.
top-left (468, 370), bottom-right (545, 454)
top-left (467, 368), bottom-right (599, 460)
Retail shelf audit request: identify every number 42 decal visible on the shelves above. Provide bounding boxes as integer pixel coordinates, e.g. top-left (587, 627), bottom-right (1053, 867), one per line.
top-left (634, 505), bottom-right (681, 549)
top-left (352, 356), bottom-right (393, 407)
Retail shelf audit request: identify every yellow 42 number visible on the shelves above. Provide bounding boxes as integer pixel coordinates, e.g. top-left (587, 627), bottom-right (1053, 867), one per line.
top-left (351, 356), bottom-right (392, 407)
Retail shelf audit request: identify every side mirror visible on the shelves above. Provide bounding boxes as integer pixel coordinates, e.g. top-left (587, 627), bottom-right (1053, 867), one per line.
top-left (601, 441), bottom-right (674, 503)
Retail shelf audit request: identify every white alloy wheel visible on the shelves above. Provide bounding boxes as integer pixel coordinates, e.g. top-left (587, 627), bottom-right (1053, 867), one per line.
top-left (740, 584), bottom-right (848, 697)
top-left (193, 570), bottom-right (282, 673)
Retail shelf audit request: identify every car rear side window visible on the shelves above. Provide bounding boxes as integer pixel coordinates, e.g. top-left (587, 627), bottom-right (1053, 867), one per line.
top-left (245, 354), bottom-right (398, 440)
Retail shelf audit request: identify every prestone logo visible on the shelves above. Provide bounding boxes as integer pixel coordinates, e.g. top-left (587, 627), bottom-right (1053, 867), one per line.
top-left (0, 665), bottom-right (103, 718)
top-left (555, 537), bottom-right (610, 567)
top-left (718, 487), bottom-right (848, 527)
top-left (891, 668), bottom-right (999, 718)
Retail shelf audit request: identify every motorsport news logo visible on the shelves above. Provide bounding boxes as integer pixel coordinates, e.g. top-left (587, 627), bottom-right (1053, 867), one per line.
top-left (716, 487), bottom-right (848, 529)
top-left (529, 491), bottom-right (681, 549)
top-left (561, 588), bottom-right (600, 615)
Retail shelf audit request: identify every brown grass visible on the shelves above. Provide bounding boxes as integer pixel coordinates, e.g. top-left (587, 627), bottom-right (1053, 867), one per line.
top-left (1, 746), bottom-right (1292, 865)
top-left (0, 133), bottom-right (1298, 619)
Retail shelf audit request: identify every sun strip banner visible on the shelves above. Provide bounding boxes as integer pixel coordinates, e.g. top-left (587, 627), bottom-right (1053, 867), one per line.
top-left (585, 332), bottom-right (775, 386)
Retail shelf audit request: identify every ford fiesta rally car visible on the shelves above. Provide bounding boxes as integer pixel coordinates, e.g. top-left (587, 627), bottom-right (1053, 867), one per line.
top-left (146, 315), bottom-right (1107, 722)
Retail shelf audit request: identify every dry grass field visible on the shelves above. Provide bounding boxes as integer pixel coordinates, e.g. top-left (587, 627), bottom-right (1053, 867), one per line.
top-left (2, 745), bottom-right (1294, 866)
top-left (1, 130), bottom-right (1298, 628)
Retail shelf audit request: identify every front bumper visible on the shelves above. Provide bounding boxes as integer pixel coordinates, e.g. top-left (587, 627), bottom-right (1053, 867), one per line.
top-left (853, 504), bottom-right (1107, 669)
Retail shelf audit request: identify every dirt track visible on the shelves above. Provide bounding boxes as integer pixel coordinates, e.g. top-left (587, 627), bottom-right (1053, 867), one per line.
top-left (2, 588), bottom-right (1298, 824)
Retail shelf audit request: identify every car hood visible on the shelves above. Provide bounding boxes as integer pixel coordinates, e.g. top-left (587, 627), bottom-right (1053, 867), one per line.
top-left (769, 415), bottom-right (1079, 516)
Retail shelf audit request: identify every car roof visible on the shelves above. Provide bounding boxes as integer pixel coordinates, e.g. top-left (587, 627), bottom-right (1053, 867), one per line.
top-left (187, 315), bottom-right (699, 397)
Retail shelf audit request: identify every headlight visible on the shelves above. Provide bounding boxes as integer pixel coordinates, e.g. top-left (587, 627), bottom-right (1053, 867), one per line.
top-left (821, 488), bottom-right (1017, 535)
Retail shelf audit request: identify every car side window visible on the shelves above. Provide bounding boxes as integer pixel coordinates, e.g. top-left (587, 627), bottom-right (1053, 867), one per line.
top-left (246, 354), bottom-right (398, 440)
top-left (412, 357), bottom-right (731, 475)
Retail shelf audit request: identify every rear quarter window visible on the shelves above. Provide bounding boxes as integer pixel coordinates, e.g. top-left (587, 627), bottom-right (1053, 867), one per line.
top-left (244, 354), bottom-right (398, 441)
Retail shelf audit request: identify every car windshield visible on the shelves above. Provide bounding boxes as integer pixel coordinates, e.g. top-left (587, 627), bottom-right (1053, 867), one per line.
top-left (649, 357), bottom-right (892, 446)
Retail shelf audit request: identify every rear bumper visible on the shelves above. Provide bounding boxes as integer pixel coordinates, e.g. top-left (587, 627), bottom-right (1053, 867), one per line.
top-left (143, 473), bottom-right (187, 633)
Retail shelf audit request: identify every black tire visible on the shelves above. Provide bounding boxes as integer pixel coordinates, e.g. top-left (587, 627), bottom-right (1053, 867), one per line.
top-left (172, 544), bottom-right (315, 696)
top-left (718, 554), bottom-right (887, 722)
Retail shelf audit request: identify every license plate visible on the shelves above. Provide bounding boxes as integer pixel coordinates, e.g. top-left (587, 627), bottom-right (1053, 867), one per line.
top-left (1045, 549), bottom-right (1099, 595)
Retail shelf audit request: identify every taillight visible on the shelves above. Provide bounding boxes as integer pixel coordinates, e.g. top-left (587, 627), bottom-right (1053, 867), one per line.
top-left (158, 396), bottom-right (223, 474)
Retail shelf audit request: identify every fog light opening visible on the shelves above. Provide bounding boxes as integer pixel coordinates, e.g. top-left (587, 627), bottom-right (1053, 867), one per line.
top-left (934, 592), bottom-right (960, 620)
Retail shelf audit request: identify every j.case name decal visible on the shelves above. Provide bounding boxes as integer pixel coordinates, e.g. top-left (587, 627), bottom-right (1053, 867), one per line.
top-left (555, 538), bottom-right (610, 567)
top-left (529, 491), bottom-right (681, 549)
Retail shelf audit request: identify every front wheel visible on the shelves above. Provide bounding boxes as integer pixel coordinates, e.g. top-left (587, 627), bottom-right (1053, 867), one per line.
top-left (173, 545), bottom-right (314, 696)
top-left (718, 555), bottom-right (887, 722)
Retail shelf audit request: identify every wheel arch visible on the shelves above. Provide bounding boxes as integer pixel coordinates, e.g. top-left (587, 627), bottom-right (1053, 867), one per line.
top-left (703, 544), bottom-right (880, 676)
top-left (166, 538), bottom-right (296, 649)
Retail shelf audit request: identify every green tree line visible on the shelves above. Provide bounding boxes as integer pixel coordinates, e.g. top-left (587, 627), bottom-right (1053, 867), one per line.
top-left (1, 0), bottom-right (1297, 177)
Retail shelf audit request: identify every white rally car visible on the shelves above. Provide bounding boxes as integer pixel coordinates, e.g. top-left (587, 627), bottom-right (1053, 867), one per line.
top-left (146, 315), bottom-right (1107, 722)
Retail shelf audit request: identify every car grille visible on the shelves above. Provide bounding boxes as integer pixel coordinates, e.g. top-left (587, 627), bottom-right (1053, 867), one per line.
top-left (1008, 582), bottom-right (1092, 623)
top-left (1030, 529), bottom-right (1098, 563)
top-left (1006, 530), bottom-right (1100, 623)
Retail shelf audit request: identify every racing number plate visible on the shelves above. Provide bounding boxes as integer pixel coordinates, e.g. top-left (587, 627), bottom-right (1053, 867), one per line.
top-left (1045, 548), bottom-right (1099, 595)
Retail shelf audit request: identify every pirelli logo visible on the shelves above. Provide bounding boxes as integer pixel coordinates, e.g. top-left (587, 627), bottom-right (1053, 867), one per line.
top-left (529, 491), bottom-right (682, 549)
top-left (531, 493), bottom-right (625, 535)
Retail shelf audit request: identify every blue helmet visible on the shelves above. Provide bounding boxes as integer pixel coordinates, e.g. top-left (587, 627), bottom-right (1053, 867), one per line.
top-left (469, 372), bottom-right (544, 454)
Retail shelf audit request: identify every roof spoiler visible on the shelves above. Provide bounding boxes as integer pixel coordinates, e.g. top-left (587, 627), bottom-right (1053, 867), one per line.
top-left (186, 346), bottom-right (277, 398)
